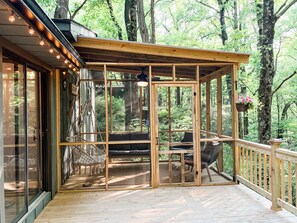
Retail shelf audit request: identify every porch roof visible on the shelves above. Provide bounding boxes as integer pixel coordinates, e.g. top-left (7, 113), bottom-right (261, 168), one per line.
top-left (74, 37), bottom-right (250, 77)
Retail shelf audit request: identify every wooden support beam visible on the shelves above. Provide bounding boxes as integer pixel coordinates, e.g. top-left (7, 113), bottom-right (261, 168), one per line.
top-left (76, 37), bottom-right (250, 63)
top-left (104, 64), bottom-right (109, 190)
top-left (217, 76), bottom-right (223, 172)
top-left (56, 69), bottom-right (61, 192)
top-left (195, 66), bottom-right (201, 186)
top-left (206, 81), bottom-right (211, 135)
top-left (200, 66), bottom-right (231, 83)
top-left (232, 64), bottom-right (239, 180)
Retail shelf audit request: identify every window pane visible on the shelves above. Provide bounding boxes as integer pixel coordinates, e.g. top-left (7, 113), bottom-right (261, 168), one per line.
top-left (3, 60), bottom-right (26, 222)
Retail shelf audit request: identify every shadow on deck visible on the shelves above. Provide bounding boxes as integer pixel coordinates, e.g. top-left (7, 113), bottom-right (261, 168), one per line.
top-left (35, 185), bottom-right (297, 223)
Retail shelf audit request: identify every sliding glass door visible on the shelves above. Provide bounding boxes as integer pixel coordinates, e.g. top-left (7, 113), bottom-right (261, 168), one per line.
top-left (2, 52), bottom-right (43, 222)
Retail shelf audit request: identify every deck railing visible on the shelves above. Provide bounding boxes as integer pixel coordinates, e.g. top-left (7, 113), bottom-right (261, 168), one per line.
top-left (236, 139), bottom-right (297, 215)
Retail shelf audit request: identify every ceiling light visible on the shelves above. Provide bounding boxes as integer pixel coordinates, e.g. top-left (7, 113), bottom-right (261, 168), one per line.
top-left (8, 12), bottom-right (16, 23)
top-left (137, 67), bottom-right (148, 87)
top-left (28, 27), bottom-right (35, 35)
top-left (56, 54), bottom-right (61, 60)
top-left (49, 48), bottom-right (54, 54)
top-left (39, 39), bottom-right (45, 46)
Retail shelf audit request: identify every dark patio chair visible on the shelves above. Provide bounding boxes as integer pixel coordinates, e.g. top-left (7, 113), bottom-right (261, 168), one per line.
top-left (185, 141), bottom-right (220, 182)
top-left (170, 132), bottom-right (193, 150)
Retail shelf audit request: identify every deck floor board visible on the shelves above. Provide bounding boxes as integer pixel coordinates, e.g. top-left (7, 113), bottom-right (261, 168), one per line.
top-left (35, 184), bottom-right (297, 223)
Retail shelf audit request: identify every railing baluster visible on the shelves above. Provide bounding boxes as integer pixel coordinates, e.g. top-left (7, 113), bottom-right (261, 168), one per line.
top-left (250, 150), bottom-right (253, 182)
top-left (280, 159), bottom-right (285, 200)
top-left (245, 149), bottom-right (249, 180)
top-left (254, 151), bottom-right (258, 186)
top-left (288, 161), bottom-right (292, 205)
top-left (259, 153), bottom-right (262, 189)
top-left (269, 155), bottom-right (272, 193)
top-left (295, 163), bottom-right (297, 208)
top-left (264, 153), bottom-right (267, 191)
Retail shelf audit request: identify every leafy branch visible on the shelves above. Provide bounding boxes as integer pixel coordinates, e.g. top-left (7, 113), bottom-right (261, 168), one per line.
top-left (272, 71), bottom-right (297, 96)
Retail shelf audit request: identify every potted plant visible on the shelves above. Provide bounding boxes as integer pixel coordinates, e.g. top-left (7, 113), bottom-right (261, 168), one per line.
top-left (236, 96), bottom-right (254, 112)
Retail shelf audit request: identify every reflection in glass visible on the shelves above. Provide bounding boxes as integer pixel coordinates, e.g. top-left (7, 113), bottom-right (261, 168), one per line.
top-left (27, 68), bottom-right (40, 202)
top-left (3, 61), bottom-right (26, 222)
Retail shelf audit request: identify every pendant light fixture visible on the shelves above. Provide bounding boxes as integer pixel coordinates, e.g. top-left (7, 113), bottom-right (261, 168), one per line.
top-left (137, 67), bottom-right (148, 87)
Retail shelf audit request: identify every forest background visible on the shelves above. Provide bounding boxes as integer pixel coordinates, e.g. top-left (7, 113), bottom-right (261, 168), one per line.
top-left (37, 0), bottom-right (297, 149)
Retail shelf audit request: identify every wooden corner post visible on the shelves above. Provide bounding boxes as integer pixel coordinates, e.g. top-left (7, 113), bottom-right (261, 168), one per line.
top-left (270, 139), bottom-right (282, 211)
top-left (231, 65), bottom-right (239, 181)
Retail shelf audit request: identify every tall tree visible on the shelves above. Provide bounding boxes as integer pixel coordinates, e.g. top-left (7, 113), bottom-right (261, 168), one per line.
top-left (150, 0), bottom-right (156, 43)
top-left (106, 0), bottom-right (123, 40)
top-left (256, 0), bottom-right (297, 143)
top-left (137, 0), bottom-right (149, 42)
top-left (54, 0), bottom-right (88, 19)
top-left (125, 0), bottom-right (137, 41)
top-left (124, 0), bottom-right (138, 130)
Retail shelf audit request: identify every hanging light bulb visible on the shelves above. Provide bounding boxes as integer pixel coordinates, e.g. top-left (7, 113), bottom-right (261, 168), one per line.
top-left (73, 68), bottom-right (76, 72)
top-left (56, 54), bottom-right (61, 60)
top-left (8, 12), bottom-right (16, 23)
top-left (28, 27), bottom-right (35, 35)
top-left (49, 48), bottom-right (54, 54)
top-left (39, 39), bottom-right (45, 46)
top-left (64, 59), bottom-right (69, 64)
top-left (69, 64), bottom-right (73, 68)
top-left (137, 67), bottom-right (148, 87)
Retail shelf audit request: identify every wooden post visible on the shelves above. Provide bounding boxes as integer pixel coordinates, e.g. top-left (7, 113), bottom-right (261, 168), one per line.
top-left (206, 80), bottom-right (211, 136)
top-left (56, 69), bottom-right (61, 192)
top-left (270, 139), bottom-right (282, 211)
top-left (217, 76), bottom-right (223, 172)
top-left (104, 65), bottom-right (109, 190)
top-left (195, 66), bottom-right (201, 186)
top-left (231, 65), bottom-right (239, 181)
top-left (149, 66), bottom-right (157, 187)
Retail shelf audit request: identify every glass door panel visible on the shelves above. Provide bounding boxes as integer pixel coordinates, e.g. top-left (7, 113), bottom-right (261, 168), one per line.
top-left (27, 68), bottom-right (41, 201)
top-left (3, 61), bottom-right (26, 222)
top-left (155, 85), bottom-right (196, 185)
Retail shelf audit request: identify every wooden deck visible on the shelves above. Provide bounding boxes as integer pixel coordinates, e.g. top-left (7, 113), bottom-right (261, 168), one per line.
top-left (34, 184), bottom-right (297, 223)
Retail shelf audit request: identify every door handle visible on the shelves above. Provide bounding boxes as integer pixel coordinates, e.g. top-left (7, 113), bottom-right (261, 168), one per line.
top-left (33, 127), bottom-right (38, 141)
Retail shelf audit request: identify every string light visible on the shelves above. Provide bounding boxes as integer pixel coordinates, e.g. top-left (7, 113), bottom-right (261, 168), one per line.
top-left (56, 54), bottom-right (61, 60)
top-left (64, 59), bottom-right (69, 64)
top-left (8, 12), bottom-right (16, 23)
top-left (49, 48), bottom-right (54, 54)
top-left (73, 68), bottom-right (76, 72)
top-left (39, 39), bottom-right (45, 46)
top-left (69, 64), bottom-right (73, 68)
top-left (28, 27), bottom-right (35, 35)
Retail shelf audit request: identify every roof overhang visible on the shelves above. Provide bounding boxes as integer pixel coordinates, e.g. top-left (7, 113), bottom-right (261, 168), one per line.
top-left (74, 37), bottom-right (250, 78)
top-left (0, 0), bottom-right (84, 70)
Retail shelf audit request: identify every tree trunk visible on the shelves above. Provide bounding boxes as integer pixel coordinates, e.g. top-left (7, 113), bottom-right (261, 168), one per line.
top-left (125, 0), bottom-right (137, 41)
top-left (137, 0), bottom-right (149, 43)
top-left (217, 0), bottom-right (228, 45)
top-left (150, 0), bottom-right (156, 43)
top-left (106, 0), bottom-right (123, 40)
top-left (54, 0), bottom-right (69, 19)
top-left (124, 0), bottom-right (138, 131)
top-left (258, 0), bottom-right (276, 144)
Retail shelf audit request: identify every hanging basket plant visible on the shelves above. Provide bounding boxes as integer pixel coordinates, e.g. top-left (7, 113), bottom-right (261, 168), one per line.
top-left (236, 96), bottom-right (254, 112)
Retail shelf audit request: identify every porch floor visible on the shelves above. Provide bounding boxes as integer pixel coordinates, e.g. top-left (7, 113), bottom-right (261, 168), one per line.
top-left (34, 184), bottom-right (297, 223)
